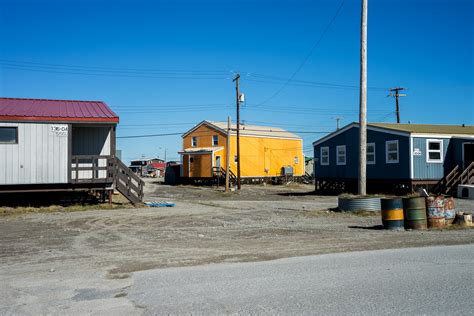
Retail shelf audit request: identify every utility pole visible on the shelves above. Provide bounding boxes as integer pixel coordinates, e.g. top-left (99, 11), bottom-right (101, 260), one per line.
top-left (225, 116), bottom-right (231, 192)
top-left (332, 116), bottom-right (344, 130)
top-left (358, 0), bottom-right (368, 196)
top-left (388, 87), bottom-right (407, 123)
top-left (233, 73), bottom-right (242, 190)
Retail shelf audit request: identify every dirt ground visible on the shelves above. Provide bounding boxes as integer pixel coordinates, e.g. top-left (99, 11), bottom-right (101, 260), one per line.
top-left (1, 180), bottom-right (473, 313)
top-left (1, 179), bottom-right (474, 274)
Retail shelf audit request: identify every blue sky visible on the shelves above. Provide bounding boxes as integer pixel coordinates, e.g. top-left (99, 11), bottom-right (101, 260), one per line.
top-left (1, 0), bottom-right (473, 162)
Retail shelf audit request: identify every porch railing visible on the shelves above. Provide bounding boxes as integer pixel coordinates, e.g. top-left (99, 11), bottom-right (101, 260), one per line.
top-left (71, 155), bottom-right (115, 184)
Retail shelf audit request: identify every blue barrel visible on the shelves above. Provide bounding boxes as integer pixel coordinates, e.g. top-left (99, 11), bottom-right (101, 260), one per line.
top-left (381, 198), bottom-right (404, 230)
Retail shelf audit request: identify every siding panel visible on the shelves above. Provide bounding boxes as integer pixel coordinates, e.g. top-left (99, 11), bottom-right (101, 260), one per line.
top-left (314, 126), bottom-right (410, 180)
top-left (0, 122), bottom-right (68, 185)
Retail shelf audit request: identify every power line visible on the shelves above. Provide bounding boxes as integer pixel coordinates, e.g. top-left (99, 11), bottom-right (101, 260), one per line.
top-left (117, 132), bottom-right (184, 139)
top-left (0, 58), bottom-right (230, 74)
top-left (117, 129), bottom-right (332, 139)
top-left (1, 65), bottom-right (230, 80)
top-left (253, 0), bottom-right (346, 107)
top-left (244, 73), bottom-right (386, 90)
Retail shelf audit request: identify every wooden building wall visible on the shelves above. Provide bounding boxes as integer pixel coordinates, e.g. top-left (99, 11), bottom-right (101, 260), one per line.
top-left (182, 124), bottom-right (304, 178)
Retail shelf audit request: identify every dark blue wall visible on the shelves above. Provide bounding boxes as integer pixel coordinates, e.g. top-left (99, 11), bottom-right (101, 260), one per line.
top-left (314, 126), bottom-right (410, 180)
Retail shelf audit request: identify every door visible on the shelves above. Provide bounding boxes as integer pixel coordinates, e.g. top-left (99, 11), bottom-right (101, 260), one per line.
top-left (464, 143), bottom-right (474, 168)
top-left (189, 155), bottom-right (195, 177)
top-left (216, 156), bottom-right (221, 169)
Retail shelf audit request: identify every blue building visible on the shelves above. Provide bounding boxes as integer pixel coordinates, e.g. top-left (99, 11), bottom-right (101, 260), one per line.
top-left (312, 123), bottom-right (474, 194)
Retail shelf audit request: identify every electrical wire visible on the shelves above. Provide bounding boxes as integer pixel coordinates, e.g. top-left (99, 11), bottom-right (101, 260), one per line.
top-left (253, 0), bottom-right (346, 107)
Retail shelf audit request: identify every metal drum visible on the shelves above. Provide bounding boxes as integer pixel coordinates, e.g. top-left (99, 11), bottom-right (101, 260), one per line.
top-left (426, 196), bottom-right (445, 229)
top-left (381, 198), bottom-right (404, 230)
top-left (444, 197), bottom-right (456, 225)
top-left (402, 197), bottom-right (427, 230)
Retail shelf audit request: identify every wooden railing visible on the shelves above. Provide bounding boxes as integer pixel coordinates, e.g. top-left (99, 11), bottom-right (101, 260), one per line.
top-left (71, 155), bottom-right (115, 183)
top-left (114, 157), bottom-right (145, 204)
top-left (432, 162), bottom-right (474, 195)
top-left (71, 155), bottom-right (144, 204)
top-left (460, 161), bottom-right (474, 185)
top-left (212, 167), bottom-right (237, 185)
top-left (431, 164), bottom-right (460, 195)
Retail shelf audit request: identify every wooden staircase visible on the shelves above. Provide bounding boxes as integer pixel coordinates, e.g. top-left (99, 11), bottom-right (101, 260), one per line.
top-left (114, 157), bottom-right (145, 204)
top-left (212, 167), bottom-right (237, 186)
top-left (432, 162), bottom-right (474, 195)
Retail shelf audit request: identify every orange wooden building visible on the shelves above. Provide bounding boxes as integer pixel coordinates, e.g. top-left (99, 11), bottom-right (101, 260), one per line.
top-left (179, 121), bottom-right (304, 181)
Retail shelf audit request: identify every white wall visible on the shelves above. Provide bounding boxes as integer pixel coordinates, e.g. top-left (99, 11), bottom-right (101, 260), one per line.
top-left (0, 122), bottom-right (69, 185)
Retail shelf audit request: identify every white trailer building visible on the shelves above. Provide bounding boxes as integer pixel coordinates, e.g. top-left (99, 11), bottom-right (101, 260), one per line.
top-left (0, 97), bottom-right (143, 203)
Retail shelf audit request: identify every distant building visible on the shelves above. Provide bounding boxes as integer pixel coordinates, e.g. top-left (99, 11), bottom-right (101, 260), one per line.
top-left (179, 121), bottom-right (304, 183)
top-left (304, 156), bottom-right (314, 178)
top-left (312, 122), bottom-right (474, 194)
top-left (0, 97), bottom-right (143, 203)
top-left (129, 158), bottom-right (165, 177)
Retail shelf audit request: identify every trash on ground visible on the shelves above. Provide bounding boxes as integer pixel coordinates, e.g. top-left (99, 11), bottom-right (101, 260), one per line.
top-left (145, 201), bottom-right (176, 207)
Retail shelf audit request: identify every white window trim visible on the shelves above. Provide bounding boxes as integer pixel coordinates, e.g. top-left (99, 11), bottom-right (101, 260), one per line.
top-left (426, 139), bottom-right (443, 163)
top-left (386, 140), bottom-right (399, 164)
top-left (320, 146), bottom-right (329, 166)
top-left (367, 142), bottom-right (376, 165)
top-left (212, 135), bottom-right (218, 146)
top-left (191, 136), bottom-right (197, 147)
top-left (336, 145), bottom-right (346, 166)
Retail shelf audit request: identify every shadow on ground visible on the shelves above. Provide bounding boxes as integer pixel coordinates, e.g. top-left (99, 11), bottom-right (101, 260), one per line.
top-left (348, 225), bottom-right (385, 230)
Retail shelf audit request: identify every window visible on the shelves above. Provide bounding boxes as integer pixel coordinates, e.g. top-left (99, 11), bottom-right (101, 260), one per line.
top-left (336, 145), bottom-right (346, 165)
top-left (212, 135), bottom-right (218, 146)
top-left (320, 147), bottom-right (329, 166)
top-left (367, 143), bottom-right (376, 165)
top-left (386, 140), bottom-right (399, 163)
top-left (426, 139), bottom-right (443, 163)
top-left (189, 157), bottom-right (194, 163)
top-left (294, 156), bottom-right (299, 164)
top-left (234, 155), bottom-right (238, 163)
top-left (0, 127), bottom-right (18, 144)
top-left (191, 136), bottom-right (197, 147)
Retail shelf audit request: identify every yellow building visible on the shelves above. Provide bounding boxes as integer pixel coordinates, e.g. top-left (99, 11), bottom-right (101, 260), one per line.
top-left (179, 121), bottom-right (304, 180)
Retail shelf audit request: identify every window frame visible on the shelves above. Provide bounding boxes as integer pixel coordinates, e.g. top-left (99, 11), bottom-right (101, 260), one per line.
top-left (426, 139), bottom-right (443, 163)
top-left (320, 146), bottom-right (329, 166)
top-left (191, 136), bottom-right (197, 147)
top-left (336, 145), bottom-right (346, 166)
top-left (212, 135), bottom-right (218, 146)
top-left (367, 142), bottom-right (376, 165)
top-left (0, 127), bottom-right (18, 144)
top-left (385, 140), bottom-right (399, 164)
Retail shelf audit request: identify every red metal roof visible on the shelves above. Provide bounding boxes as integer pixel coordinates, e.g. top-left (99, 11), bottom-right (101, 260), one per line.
top-left (0, 97), bottom-right (119, 123)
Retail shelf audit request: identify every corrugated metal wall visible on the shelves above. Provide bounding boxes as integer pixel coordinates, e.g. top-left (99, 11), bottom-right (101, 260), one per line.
top-left (0, 122), bottom-right (68, 184)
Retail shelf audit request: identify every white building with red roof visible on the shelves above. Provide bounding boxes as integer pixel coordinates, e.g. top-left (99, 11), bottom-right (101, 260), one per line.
top-left (0, 97), bottom-right (143, 203)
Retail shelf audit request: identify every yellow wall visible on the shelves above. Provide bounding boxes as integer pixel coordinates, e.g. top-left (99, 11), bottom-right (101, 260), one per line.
top-left (229, 135), bottom-right (304, 177)
top-left (182, 124), bottom-right (304, 178)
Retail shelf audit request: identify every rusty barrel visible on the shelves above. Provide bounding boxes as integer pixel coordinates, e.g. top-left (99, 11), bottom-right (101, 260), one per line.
top-left (426, 196), bottom-right (446, 229)
top-left (402, 196), bottom-right (427, 230)
top-left (444, 196), bottom-right (456, 225)
top-left (381, 198), bottom-right (404, 230)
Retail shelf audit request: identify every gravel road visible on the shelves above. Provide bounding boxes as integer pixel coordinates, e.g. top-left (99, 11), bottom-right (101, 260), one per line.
top-left (1, 181), bottom-right (473, 314)
top-left (129, 244), bottom-right (474, 315)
